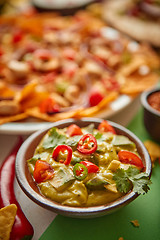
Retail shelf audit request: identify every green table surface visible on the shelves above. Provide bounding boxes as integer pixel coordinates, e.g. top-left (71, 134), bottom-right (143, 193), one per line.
top-left (40, 109), bottom-right (160, 240)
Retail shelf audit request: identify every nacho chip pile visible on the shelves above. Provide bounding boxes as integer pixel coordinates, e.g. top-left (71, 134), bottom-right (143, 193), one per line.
top-left (0, 11), bottom-right (159, 125)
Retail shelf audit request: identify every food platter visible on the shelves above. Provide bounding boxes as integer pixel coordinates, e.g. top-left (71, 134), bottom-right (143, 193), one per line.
top-left (0, 11), bottom-right (159, 134)
top-left (0, 94), bottom-right (140, 135)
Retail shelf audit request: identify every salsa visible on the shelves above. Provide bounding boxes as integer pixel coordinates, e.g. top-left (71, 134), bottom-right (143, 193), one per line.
top-left (27, 121), bottom-right (150, 207)
top-left (148, 91), bottom-right (160, 112)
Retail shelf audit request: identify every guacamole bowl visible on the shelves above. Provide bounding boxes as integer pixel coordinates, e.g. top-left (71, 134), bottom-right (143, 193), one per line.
top-left (15, 118), bottom-right (151, 218)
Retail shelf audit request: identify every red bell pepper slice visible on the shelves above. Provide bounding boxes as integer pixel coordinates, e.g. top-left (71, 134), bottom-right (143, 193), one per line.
top-left (39, 97), bottom-right (60, 115)
top-left (80, 161), bottom-right (99, 173)
top-left (33, 160), bottom-right (54, 183)
top-left (52, 145), bottom-right (72, 165)
top-left (118, 150), bottom-right (144, 169)
top-left (98, 120), bottom-right (116, 134)
top-left (89, 90), bottom-right (104, 107)
top-left (67, 124), bottom-right (83, 137)
top-left (77, 134), bottom-right (97, 154)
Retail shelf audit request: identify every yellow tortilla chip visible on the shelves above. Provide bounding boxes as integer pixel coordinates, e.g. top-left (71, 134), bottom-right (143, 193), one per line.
top-left (26, 107), bottom-right (84, 122)
top-left (75, 92), bottom-right (118, 117)
top-left (144, 140), bottom-right (160, 164)
top-left (0, 113), bottom-right (28, 125)
top-left (0, 204), bottom-right (17, 240)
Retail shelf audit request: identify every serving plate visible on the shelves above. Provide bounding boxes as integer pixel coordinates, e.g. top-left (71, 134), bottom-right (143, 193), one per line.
top-left (32, 0), bottom-right (95, 9)
top-left (0, 94), bottom-right (140, 135)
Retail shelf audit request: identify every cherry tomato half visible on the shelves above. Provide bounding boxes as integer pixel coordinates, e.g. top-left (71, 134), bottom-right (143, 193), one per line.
top-left (98, 120), bottom-right (116, 134)
top-left (67, 124), bottom-right (83, 137)
top-left (80, 161), bottom-right (99, 173)
top-left (118, 150), bottom-right (144, 169)
top-left (39, 97), bottom-right (60, 115)
top-left (33, 160), bottom-right (54, 183)
top-left (89, 90), bottom-right (104, 107)
top-left (77, 134), bottom-right (97, 155)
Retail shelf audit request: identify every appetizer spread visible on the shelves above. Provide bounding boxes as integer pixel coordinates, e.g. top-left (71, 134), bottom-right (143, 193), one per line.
top-left (0, 11), bottom-right (159, 125)
top-left (103, 0), bottom-right (160, 47)
top-left (27, 121), bottom-right (151, 207)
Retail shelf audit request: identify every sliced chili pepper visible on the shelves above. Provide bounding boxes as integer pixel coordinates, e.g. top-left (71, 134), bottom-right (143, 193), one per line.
top-left (98, 120), bottom-right (116, 134)
top-left (67, 124), bottom-right (83, 137)
top-left (80, 161), bottom-right (99, 173)
top-left (0, 137), bottom-right (34, 240)
top-left (89, 90), bottom-right (104, 107)
top-left (39, 97), bottom-right (60, 115)
top-left (33, 160), bottom-right (54, 183)
top-left (52, 145), bottom-right (72, 165)
top-left (118, 150), bottom-right (144, 168)
top-left (73, 163), bottom-right (88, 180)
top-left (77, 134), bottom-right (97, 154)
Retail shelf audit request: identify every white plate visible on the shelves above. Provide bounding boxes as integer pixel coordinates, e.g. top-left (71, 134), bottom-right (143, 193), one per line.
top-left (33, 0), bottom-right (95, 9)
top-left (0, 95), bottom-right (141, 135)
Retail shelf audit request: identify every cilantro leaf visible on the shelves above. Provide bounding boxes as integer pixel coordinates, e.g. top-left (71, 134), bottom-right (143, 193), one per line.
top-left (113, 168), bottom-right (132, 193)
top-left (66, 135), bottom-right (82, 147)
top-left (42, 127), bottom-right (67, 149)
top-left (113, 166), bottom-right (151, 195)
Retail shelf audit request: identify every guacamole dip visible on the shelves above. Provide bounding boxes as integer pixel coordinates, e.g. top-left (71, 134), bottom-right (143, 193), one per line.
top-left (27, 120), bottom-right (149, 207)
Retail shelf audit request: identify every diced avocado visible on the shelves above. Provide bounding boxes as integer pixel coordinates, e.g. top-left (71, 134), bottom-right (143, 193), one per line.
top-left (49, 166), bottom-right (75, 191)
top-left (112, 135), bottom-right (136, 150)
top-left (85, 176), bottom-right (109, 190)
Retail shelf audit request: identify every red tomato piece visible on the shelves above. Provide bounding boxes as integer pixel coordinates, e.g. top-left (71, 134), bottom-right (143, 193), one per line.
top-left (98, 120), bottom-right (116, 134)
top-left (39, 97), bottom-right (60, 114)
top-left (80, 161), bottom-right (99, 173)
top-left (89, 90), bottom-right (104, 107)
top-left (12, 30), bottom-right (23, 44)
top-left (33, 160), bottom-right (54, 183)
top-left (67, 124), bottom-right (83, 137)
top-left (118, 150), bottom-right (144, 169)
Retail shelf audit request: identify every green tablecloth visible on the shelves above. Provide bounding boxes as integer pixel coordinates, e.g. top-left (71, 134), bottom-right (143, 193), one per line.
top-left (40, 109), bottom-right (160, 240)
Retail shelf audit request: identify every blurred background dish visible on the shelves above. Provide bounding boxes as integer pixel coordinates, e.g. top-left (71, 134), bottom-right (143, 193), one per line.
top-left (141, 87), bottom-right (160, 142)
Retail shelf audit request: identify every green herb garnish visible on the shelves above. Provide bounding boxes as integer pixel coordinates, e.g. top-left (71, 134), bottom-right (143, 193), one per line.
top-left (42, 127), bottom-right (67, 149)
top-left (113, 166), bottom-right (151, 194)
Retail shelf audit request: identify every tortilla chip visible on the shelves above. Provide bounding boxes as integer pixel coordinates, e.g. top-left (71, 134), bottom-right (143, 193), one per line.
top-left (144, 140), bottom-right (160, 164)
top-left (0, 204), bottom-right (17, 240)
top-left (75, 92), bottom-right (118, 117)
top-left (130, 220), bottom-right (140, 228)
top-left (15, 81), bottom-right (38, 103)
top-left (0, 113), bottom-right (28, 125)
top-left (120, 73), bottom-right (159, 95)
top-left (26, 107), bottom-right (84, 122)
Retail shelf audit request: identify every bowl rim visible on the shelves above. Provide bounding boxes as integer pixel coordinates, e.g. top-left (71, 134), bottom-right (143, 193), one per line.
top-left (15, 117), bottom-right (152, 217)
top-left (141, 87), bottom-right (160, 117)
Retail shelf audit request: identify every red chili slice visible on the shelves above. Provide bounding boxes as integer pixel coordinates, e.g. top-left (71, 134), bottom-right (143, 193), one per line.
top-left (67, 124), bottom-right (83, 137)
top-left (98, 120), bottom-right (116, 134)
top-left (33, 160), bottom-right (54, 183)
top-left (77, 134), bottom-right (97, 154)
top-left (118, 150), bottom-right (144, 169)
top-left (80, 161), bottom-right (99, 173)
top-left (52, 145), bottom-right (72, 165)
